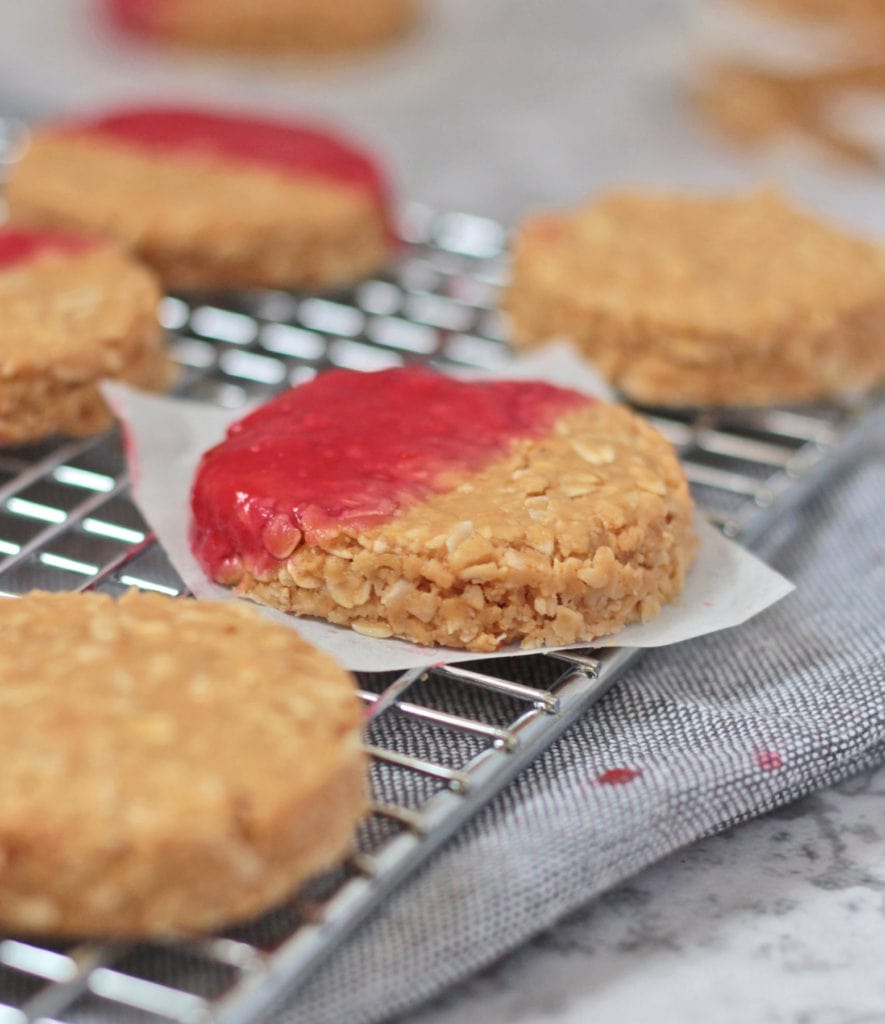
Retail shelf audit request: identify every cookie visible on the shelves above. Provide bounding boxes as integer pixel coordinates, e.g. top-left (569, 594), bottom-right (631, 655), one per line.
top-left (689, 0), bottom-right (885, 166)
top-left (504, 189), bottom-right (885, 407)
top-left (744, 0), bottom-right (885, 29)
top-left (0, 590), bottom-right (366, 937)
top-left (695, 62), bottom-right (885, 170)
top-left (107, 0), bottom-right (417, 53)
top-left (0, 227), bottom-right (170, 445)
top-left (7, 106), bottom-right (393, 290)
top-left (191, 367), bottom-right (696, 653)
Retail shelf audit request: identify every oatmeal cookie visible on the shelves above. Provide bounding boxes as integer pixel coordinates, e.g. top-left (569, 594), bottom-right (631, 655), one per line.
top-left (7, 106), bottom-right (393, 290)
top-left (504, 189), bottom-right (885, 406)
top-left (744, 0), bottom-right (885, 28)
top-left (0, 228), bottom-right (169, 444)
top-left (191, 367), bottom-right (696, 652)
top-left (0, 590), bottom-right (366, 936)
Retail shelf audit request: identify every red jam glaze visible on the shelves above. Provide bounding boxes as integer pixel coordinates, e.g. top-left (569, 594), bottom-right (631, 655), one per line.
top-left (0, 228), bottom-right (94, 270)
top-left (106, 0), bottom-right (167, 35)
top-left (55, 106), bottom-right (394, 235)
top-left (754, 750), bottom-right (783, 771)
top-left (596, 768), bottom-right (642, 786)
top-left (191, 367), bottom-right (592, 582)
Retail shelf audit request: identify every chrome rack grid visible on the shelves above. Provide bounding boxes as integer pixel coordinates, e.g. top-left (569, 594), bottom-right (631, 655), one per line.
top-left (0, 202), bottom-right (881, 1024)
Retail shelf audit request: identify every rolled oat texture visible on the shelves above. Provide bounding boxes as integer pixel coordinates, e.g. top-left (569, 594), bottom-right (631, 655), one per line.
top-left (505, 189), bottom-right (885, 406)
top-left (109, 0), bottom-right (418, 54)
top-left (225, 402), bottom-right (697, 652)
top-left (0, 590), bottom-right (367, 936)
top-left (0, 242), bottom-right (170, 444)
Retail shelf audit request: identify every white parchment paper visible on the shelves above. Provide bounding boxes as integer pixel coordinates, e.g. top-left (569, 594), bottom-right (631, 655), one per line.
top-left (102, 346), bottom-right (793, 672)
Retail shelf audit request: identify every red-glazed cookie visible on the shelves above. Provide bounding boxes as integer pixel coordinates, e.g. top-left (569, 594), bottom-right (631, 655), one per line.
top-left (106, 0), bottom-right (417, 54)
top-left (7, 106), bottom-right (394, 290)
top-left (191, 367), bottom-right (697, 652)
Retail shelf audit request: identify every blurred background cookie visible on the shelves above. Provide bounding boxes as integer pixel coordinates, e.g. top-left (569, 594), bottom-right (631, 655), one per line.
top-left (505, 189), bottom-right (885, 407)
top-left (0, 590), bottom-right (366, 937)
top-left (191, 367), bottom-right (696, 652)
top-left (688, 0), bottom-right (885, 169)
top-left (6, 105), bottom-right (394, 291)
top-left (0, 227), bottom-right (168, 444)
top-left (106, 0), bottom-right (418, 55)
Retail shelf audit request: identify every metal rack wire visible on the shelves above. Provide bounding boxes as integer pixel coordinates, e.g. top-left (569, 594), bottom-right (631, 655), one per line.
top-left (0, 201), bottom-right (881, 1024)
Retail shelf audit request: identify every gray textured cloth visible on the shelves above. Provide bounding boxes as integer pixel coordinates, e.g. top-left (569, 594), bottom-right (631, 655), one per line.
top-left (280, 435), bottom-right (884, 1024)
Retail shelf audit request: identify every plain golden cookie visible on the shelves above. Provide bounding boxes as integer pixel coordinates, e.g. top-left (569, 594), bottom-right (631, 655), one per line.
top-left (0, 590), bottom-right (366, 937)
top-left (0, 235), bottom-right (169, 444)
top-left (505, 189), bottom-right (885, 406)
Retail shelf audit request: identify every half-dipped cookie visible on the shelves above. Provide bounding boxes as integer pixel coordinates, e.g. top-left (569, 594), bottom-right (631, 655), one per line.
top-left (7, 106), bottom-right (394, 290)
top-left (191, 367), bottom-right (697, 652)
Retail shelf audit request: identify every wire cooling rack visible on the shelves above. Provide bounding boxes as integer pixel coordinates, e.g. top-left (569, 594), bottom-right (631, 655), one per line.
top-left (0, 200), bottom-right (882, 1024)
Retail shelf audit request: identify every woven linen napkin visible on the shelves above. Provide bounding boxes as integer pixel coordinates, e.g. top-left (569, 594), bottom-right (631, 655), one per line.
top-left (258, 432), bottom-right (883, 1024)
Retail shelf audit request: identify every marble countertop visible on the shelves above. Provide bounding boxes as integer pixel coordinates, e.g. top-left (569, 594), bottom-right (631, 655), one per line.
top-left (402, 761), bottom-right (885, 1024)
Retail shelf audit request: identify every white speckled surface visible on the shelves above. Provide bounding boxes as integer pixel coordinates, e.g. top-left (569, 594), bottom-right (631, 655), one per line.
top-left (401, 762), bottom-right (885, 1024)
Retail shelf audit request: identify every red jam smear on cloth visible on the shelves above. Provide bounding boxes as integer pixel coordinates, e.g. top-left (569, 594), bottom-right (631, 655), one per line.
top-left (191, 367), bottom-right (592, 583)
top-left (0, 228), bottom-right (93, 270)
top-left (55, 106), bottom-right (394, 234)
